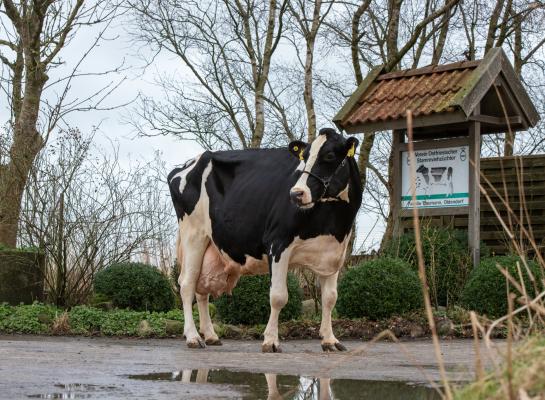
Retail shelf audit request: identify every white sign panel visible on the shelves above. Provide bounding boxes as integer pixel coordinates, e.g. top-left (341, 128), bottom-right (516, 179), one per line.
top-left (401, 145), bottom-right (469, 209)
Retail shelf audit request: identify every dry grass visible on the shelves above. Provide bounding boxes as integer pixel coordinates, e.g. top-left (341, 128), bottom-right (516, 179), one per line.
top-left (402, 102), bottom-right (545, 399)
top-left (455, 336), bottom-right (545, 399)
top-left (51, 311), bottom-right (71, 335)
top-left (406, 110), bottom-right (453, 399)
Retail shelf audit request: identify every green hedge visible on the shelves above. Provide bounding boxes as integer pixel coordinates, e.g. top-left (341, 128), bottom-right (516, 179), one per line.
top-left (336, 257), bottom-right (423, 320)
top-left (0, 302), bottom-right (55, 334)
top-left (383, 226), bottom-right (476, 307)
top-left (0, 303), bottom-right (185, 336)
top-left (94, 262), bottom-right (174, 312)
top-left (461, 255), bottom-right (545, 318)
top-left (215, 273), bottom-right (303, 325)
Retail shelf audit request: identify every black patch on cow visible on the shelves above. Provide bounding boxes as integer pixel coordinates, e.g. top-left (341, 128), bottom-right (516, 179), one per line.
top-left (168, 130), bottom-right (363, 269)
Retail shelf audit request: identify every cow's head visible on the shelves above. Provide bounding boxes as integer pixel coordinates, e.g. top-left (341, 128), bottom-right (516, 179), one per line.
top-left (288, 128), bottom-right (358, 209)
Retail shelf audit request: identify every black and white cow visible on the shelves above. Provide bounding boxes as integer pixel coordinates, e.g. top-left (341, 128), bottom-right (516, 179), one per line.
top-left (167, 128), bottom-right (362, 352)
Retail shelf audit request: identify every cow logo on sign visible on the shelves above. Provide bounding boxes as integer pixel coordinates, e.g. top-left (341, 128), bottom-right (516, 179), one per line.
top-left (460, 148), bottom-right (467, 161)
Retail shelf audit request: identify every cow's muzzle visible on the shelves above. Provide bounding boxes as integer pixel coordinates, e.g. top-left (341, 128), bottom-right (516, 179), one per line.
top-left (290, 190), bottom-right (304, 205)
top-left (290, 188), bottom-right (314, 209)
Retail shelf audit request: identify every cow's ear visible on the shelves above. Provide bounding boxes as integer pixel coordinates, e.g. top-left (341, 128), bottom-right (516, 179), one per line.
top-left (289, 140), bottom-right (307, 160)
top-left (319, 127), bottom-right (336, 136)
top-left (345, 137), bottom-right (359, 157)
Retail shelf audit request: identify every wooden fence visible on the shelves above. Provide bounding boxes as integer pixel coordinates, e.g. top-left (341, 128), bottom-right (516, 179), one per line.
top-left (400, 154), bottom-right (545, 256)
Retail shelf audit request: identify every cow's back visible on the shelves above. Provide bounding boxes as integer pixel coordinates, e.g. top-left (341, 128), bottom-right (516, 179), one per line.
top-left (169, 148), bottom-right (299, 263)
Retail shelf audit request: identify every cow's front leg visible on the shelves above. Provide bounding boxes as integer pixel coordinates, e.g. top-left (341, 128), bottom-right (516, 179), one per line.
top-left (196, 293), bottom-right (222, 345)
top-left (319, 272), bottom-right (346, 352)
top-left (262, 254), bottom-right (290, 353)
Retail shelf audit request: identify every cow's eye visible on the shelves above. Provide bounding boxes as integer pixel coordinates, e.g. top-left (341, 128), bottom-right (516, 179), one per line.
top-left (324, 152), bottom-right (336, 162)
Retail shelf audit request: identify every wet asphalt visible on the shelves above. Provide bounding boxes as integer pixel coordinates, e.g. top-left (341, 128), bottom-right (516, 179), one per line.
top-left (0, 335), bottom-right (501, 399)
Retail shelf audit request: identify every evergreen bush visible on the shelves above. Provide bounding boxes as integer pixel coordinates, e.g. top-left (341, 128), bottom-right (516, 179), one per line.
top-left (383, 226), bottom-right (478, 307)
top-left (336, 257), bottom-right (423, 319)
top-left (461, 255), bottom-right (544, 318)
top-left (214, 273), bottom-right (303, 325)
top-left (93, 262), bottom-right (174, 312)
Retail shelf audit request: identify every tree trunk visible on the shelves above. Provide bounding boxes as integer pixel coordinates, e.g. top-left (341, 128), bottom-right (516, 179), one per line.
top-left (432, 0), bottom-right (451, 64)
top-left (346, 132), bottom-right (375, 255)
top-left (0, 65), bottom-right (46, 246)
top-left (380, 132), bottom-right (397, 249)
top-left (504, 11), bottom-right (521, 157)
top-left (251, 0), bottom-right (279, 148)
top-left (303, 0), bottom-right (322, 143)
top-left (0, 135), bottom-right (43, 247)
top-left (386, 0), bottom-right (403, 68)
top-left (350, 0), bottom-right (372, 85)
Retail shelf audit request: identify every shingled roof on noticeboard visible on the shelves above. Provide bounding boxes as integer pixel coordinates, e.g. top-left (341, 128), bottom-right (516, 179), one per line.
top-left (333, 48), bottom-right (540, 134)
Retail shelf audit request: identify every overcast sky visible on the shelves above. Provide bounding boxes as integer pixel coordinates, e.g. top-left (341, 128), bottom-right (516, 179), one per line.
top-left (0, 11), bottom-right (383, 251)
top-left (38, 16), bottom-right (204, 168)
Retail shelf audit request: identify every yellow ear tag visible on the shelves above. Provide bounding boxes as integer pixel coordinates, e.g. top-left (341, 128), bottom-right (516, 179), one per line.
top-left (347, 142), bottom-right (356, 157)
top-left (293, 146), bottom-right (299, 152)
top-left (299, 149), bottom-right (304, 161)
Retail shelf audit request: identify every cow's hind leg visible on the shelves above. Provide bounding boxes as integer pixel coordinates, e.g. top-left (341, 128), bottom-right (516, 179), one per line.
top-left (178, 232), bottom-right (208, 348)
top-left (319, 272), bottom-right (346, 352)
top-left (196, 293), bottom-right (221, 345)
top-left (262, 254), bottom-right (290, 353)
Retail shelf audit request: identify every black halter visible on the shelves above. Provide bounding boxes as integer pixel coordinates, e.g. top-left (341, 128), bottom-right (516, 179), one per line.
top-left (301, 157), bottom-right (348, 201)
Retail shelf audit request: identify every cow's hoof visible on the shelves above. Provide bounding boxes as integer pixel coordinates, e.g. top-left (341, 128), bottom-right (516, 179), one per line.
top-left (187, 337), bottom-right (206, 349)
top-left (205, 338), bottom-right (223, 346)
top-left (321, 342), bottom-right (347, 352)
top-left (335, 342), bottom-right (347, 351)
top-left (262, 343), bottom-right (282, 353)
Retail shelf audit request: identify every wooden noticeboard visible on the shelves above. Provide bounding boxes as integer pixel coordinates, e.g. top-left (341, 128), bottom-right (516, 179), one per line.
top-left (334, 48), bottom-right (541, 268)
top-left (392, 114), bottom-right (482, 268)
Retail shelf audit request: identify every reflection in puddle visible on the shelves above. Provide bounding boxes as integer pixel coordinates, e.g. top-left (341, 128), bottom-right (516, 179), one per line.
top-left (128, 369), bottom-right (441, 399)
top-left (27, 384), bottom-right (94, 399)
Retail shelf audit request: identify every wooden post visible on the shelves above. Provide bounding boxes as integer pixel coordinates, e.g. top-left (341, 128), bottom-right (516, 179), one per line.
top-left (468, 105), bottom-right (481, 268)
top-left (392, 130), bottom-right (404, 238)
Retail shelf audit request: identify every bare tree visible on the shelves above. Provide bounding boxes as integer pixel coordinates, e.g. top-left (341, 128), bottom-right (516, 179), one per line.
top-left (128, 0), bottom-right (289, 150)
top-left (18, 129), bottom-right (174, 306)
top-left (286, 0), bottom-right (334, 142)
top-left (323, 0), bottom-right (460, 248)
top-left (458, 0), bottom-right (545, 156)
top-left (0, 0), bottom-right (123, 247)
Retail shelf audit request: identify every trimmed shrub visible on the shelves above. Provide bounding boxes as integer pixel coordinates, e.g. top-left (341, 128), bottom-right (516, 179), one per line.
top-left (93, 263), bottom-right (174, 312)
top-left (461, 255), bottom-right (545, 318)
top-left (215, 273), bottom-right (303, 325)
top-left (383, 226), bottom-right (480, 308)
top-left (336, 257), bottom-right (423, 320)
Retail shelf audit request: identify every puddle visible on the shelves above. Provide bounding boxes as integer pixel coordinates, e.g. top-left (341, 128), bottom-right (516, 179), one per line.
top-left (27, 384), bottom-right (114, 399)
top-left (127, 369), bottom-right (442, 399)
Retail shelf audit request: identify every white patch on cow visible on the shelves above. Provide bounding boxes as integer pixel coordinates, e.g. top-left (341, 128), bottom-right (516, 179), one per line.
top-left (295, 160), bottom-right (305, 171)
top-left (262, 245), bottom-right (292, 351)
top-left (289, 234), bottom-right (349, 276)
top-left (338, 183), bottom-right (350, 202)
top-left (318, 183), bottom-right (350, 203)
top-left (261, 234), bottom-right (349, 351)
top-left (290, 135), bottom-right (327, 206)
top-left (171, 154), bottom-right (202, 195)
top-left (176, 160), bottom-right (214, 347)
top-left (319, 272), bottom-right (340, 346)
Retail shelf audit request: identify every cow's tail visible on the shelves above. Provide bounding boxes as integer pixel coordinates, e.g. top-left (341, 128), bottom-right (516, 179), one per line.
top-left (175, 222), bottom-right (184, 288)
